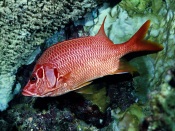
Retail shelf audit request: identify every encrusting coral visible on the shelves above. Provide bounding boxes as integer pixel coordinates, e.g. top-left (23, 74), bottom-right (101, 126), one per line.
top-left (140, 68), bottom-right (175, 130)
top-left (0, 0), bottom-right (98, 111)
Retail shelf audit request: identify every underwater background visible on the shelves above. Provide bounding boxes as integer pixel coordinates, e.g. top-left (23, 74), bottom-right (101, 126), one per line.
top-left (0, 0), bottom-right (175, 130)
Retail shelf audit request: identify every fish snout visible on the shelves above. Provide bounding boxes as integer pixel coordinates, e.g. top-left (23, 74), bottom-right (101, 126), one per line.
top-left (22, 82), bottom-right (39, 96)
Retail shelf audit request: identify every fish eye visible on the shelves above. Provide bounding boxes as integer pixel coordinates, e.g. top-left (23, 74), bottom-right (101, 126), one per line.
top-left (30, 75), bottom-right (37, 83)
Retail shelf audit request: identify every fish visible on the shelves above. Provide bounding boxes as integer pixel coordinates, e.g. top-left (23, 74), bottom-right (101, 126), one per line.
top-left (22, 17), bottom-right (163, 97)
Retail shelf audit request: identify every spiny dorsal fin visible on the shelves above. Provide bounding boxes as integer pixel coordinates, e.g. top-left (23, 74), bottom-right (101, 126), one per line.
top-left (95, 16), bottom-right (107, 37)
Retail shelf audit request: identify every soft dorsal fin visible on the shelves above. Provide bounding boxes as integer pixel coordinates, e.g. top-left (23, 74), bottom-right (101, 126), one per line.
top-left (95, 16), bottom-right (107, 37)
top-left (130, 20), bottom-right (151, 42)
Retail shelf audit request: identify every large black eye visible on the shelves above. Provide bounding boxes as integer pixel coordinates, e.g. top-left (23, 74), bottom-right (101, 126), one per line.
top-left (30, 75), bottom-right (37, 83)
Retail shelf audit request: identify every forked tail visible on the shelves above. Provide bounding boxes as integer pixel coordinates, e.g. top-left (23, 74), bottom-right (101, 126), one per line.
top-left (120, 20), bottom-right (163, 56)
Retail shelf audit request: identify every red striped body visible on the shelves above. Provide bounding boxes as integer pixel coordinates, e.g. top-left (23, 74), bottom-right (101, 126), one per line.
top-left (39, 36), bottom-right (119, 88)
top-left (22, 18), bottom-right (163, 97)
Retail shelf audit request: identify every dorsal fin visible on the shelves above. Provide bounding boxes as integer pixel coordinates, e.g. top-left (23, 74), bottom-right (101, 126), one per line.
top-left (95, 16), bottom-right (107, 37)
top-left (130, 20), bottom-right (151, 41)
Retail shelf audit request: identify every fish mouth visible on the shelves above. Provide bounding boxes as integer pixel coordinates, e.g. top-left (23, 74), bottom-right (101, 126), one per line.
top-left (22, 90), bottom-right (35, 96)
top-left (22, 89), bottom-right (51, 97)
top-left (22, 87), bottom-right (62, 97)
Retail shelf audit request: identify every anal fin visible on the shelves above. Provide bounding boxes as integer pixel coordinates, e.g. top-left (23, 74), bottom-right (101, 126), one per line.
top-left (114, 59), bottom-right (139, 76)
top-left (73, 81), bottom-right (93, 94)
top-left (75, 83), bottom-right (101, 94)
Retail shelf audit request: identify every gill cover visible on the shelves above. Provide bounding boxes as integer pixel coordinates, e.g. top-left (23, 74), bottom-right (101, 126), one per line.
top-left (45, 66), bottom-right (57, 88)
top-left (22, 64), bottom-right (59, 96)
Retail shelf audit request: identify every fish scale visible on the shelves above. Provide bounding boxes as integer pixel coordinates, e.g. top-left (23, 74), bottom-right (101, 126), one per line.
top-left (40, 36), bottom-right (113, 72)
top-left (22, 18), bottom-right (163, 97)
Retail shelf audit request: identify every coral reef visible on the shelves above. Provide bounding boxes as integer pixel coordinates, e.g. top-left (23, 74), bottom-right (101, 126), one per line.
top-left (0, 73), bottom-right (135, 130)
top-left (0, 0), bottom-right (175, 130)
top-left (112, 104), bottom-right (145, 131)
top-left (5, 101), bottom-right (92, 131)
top-left (140, 68), bottom-right (175, 130)
top-left (0, 0), bottom-right (97, 111)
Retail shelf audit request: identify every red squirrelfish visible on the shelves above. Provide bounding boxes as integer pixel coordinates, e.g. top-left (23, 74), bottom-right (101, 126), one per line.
top-left (22, 17), bottom-right (163, 97)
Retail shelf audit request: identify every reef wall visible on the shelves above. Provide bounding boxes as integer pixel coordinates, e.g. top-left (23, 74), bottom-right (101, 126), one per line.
top-left (0, 0), bottom-right (175, 130)
top-left (0, 0), bottom-right (98, 111)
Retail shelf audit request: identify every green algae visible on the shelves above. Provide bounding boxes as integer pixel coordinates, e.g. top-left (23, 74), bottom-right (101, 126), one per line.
top-left (145, 69), bottom-right (175, 130)
top-left (111, 104), bottom-right (145, 131)
top-left (82, 86), bottom-right (110, 113)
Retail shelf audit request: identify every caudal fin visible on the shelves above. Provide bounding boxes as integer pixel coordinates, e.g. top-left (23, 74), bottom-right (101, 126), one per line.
top-left (122, 20), bottom-right (163, 55)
